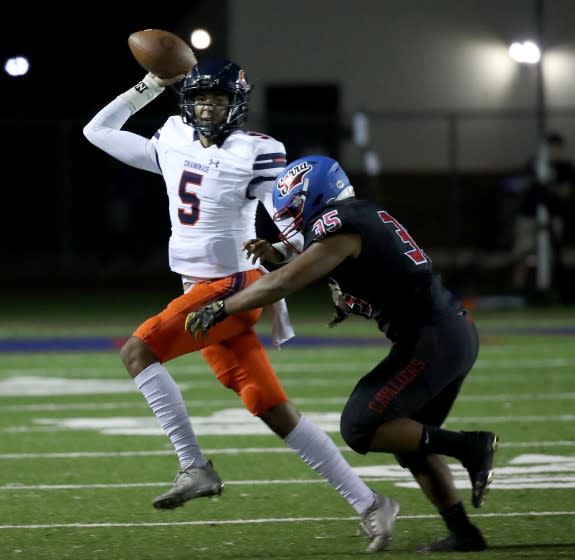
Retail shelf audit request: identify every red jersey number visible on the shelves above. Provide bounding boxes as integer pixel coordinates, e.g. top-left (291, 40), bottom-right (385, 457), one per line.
top-left (178, 171), bottom-right (202, 226)
top-left (312, 210), bottom-right (342, 237)
top-left (378, 211), bottom-right (428, 265)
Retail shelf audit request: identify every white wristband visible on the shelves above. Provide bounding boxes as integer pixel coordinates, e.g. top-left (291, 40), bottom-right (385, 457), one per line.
top-left (117, 73), bottom-right (165, 112)
top-left (272, 241), bottom-right (296, 263)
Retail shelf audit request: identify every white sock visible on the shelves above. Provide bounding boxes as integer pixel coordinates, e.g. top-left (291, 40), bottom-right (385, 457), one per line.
top-left (135, 363), bottom-right (205, 470)
top-left (284, 416), bottom-right (376, 514)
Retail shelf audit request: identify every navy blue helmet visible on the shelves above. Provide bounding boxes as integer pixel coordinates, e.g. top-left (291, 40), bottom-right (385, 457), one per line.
top-left (179, 59), bottom-right (252, 139)
top-left (273, 155), bottom-right (354, 245)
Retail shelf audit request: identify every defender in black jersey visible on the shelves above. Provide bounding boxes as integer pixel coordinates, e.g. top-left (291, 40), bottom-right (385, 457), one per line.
top-left (185, 155), bottom-right (499, 553)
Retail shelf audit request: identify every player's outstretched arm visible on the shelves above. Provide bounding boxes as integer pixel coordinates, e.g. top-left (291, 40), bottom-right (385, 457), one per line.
top-left (185, 233), bottom-right (361, 339)
top-left (82, 73), bottom-right (183, 173)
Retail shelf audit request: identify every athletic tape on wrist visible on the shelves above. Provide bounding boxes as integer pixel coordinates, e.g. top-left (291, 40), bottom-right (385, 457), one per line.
top-left (118, 73), bottom-right (165, 112)
top-left (272, 241), bottom-right (295, 263)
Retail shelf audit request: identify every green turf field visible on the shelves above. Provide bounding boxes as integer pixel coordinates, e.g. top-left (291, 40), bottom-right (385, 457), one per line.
top-left (1, 291), bottom-right (574, 559)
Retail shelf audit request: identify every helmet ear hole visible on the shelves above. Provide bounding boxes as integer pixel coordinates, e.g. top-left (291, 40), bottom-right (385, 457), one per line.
top-left (309, 193), bottom-right (323, 212)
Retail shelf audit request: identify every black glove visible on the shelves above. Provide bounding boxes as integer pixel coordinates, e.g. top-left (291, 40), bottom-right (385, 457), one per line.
top-left (327, 278), bottom-right (351, 328)
top-left (327, 278), bottom-right (375, 327)
top-left (184, 300), bottom-right (228, 341)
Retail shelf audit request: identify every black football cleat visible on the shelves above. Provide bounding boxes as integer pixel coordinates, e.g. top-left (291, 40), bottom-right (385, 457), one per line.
top-left (416, 525), bottom-right (487, 553)
top-left (462, 431), bottom-right (499, 508)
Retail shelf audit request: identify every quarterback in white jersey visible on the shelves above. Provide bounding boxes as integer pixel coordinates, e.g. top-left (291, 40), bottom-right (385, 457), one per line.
top-left (82, 59), bottom-right (396, 552)
top-left (84, 81), bottom-right (290, 280)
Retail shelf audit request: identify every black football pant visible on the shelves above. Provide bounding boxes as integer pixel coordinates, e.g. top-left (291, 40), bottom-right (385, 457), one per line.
top-left (340, 310), bottom-right (479, 455)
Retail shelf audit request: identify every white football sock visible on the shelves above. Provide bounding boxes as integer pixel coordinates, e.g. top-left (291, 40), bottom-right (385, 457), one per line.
top-left (135, 363), bottom-right (204, 470)
top-left (284, 415), bottom-right (376, 514)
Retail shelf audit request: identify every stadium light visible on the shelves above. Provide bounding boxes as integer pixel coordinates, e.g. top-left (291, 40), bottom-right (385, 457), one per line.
top-left (509, 4), bottom-right (552, 296)
top-left (190, 28), bottom-right (212, 50)
top-left (4, 56), bottom-right (30, 77)
top-left (508, 40), bottom-right (541, 64)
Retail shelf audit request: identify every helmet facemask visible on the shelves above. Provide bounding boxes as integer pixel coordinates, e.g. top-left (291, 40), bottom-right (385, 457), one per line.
top-left (181, 90), bottom-right (248, 140)
top-left (273, 181), bottom-right (309, 254)
top-left (179, 59), bottom-right (251, 140)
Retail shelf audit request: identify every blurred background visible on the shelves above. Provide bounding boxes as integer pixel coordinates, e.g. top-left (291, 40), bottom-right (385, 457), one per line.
top-left (1, 0), bottom-right (574, 306)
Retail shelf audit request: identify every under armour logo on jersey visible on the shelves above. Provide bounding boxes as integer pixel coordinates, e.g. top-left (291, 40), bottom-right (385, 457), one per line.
top-left (209, 159), bottom-right (220, 168)
top-left (277, 162), bottom-right (312, 196)
top-left (135, 81), bottom-right (149, 93)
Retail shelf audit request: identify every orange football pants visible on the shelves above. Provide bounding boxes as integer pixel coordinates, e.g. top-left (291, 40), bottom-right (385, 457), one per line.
top-left (133, 269), bottom-right (289, 415)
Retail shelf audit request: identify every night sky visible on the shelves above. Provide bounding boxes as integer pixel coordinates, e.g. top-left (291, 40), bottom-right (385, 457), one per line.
top-left (0, 8), bottom-right (199, 119)
top-left (0, 9), bottom-right (200, 280)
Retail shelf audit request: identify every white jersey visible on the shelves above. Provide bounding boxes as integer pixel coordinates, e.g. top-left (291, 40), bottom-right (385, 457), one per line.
top-left (83, 95), bottom-right (291, 279)
top-left (156, 119), bottom-right (286, 277)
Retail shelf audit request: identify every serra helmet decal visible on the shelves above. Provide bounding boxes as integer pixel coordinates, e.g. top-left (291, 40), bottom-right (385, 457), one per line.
top-left (277, 161), bottom-right (312, 197)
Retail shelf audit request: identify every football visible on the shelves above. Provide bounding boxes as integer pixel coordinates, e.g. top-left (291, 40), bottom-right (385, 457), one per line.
top-left (128, 29), bottom-right (197, 78)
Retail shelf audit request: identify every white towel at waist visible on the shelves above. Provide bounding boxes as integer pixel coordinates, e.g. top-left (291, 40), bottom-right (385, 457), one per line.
top-left (269, 297), bottom-right (295, 348)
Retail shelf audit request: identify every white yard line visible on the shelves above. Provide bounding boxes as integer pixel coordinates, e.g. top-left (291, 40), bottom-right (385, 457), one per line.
top-left (3, 413), bottom-right (574, 436)
top-left (0, 440), bottom-right (573, 460)
top-left (2, 392), bottom-right (575, 413)
top-left (0, 510), bottom-right (573, 530)
top-left (0, 357), bottom-right (573, 377)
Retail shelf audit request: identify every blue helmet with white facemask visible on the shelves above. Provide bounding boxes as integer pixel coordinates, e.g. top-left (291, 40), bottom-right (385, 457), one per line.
top-left (272, 155), bottom-right (354, 245)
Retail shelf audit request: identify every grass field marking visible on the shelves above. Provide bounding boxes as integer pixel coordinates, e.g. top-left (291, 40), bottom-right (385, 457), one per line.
top-left (3, 453), bottom-right (575, 490)
top-left (447, 414), bottom-right (575, 423)
top-left (0, 441), bottom-right (574, 460)
top-left (6, 410), bottom-right (574, 437)
top-left (4, 411), bottom-right (575, 436)
top-left (1, 357), bottom-right (573, 377)
top-left (3, 479), bottom-right (575, 491)
top-left (3, 391), bottom-right (575, 413)
top-left (1, 370), bottom-right (574, 397)
top-left (458, 393), bottom-right (575, 402)
top-left (1, 510), bottom-right (574, 530)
